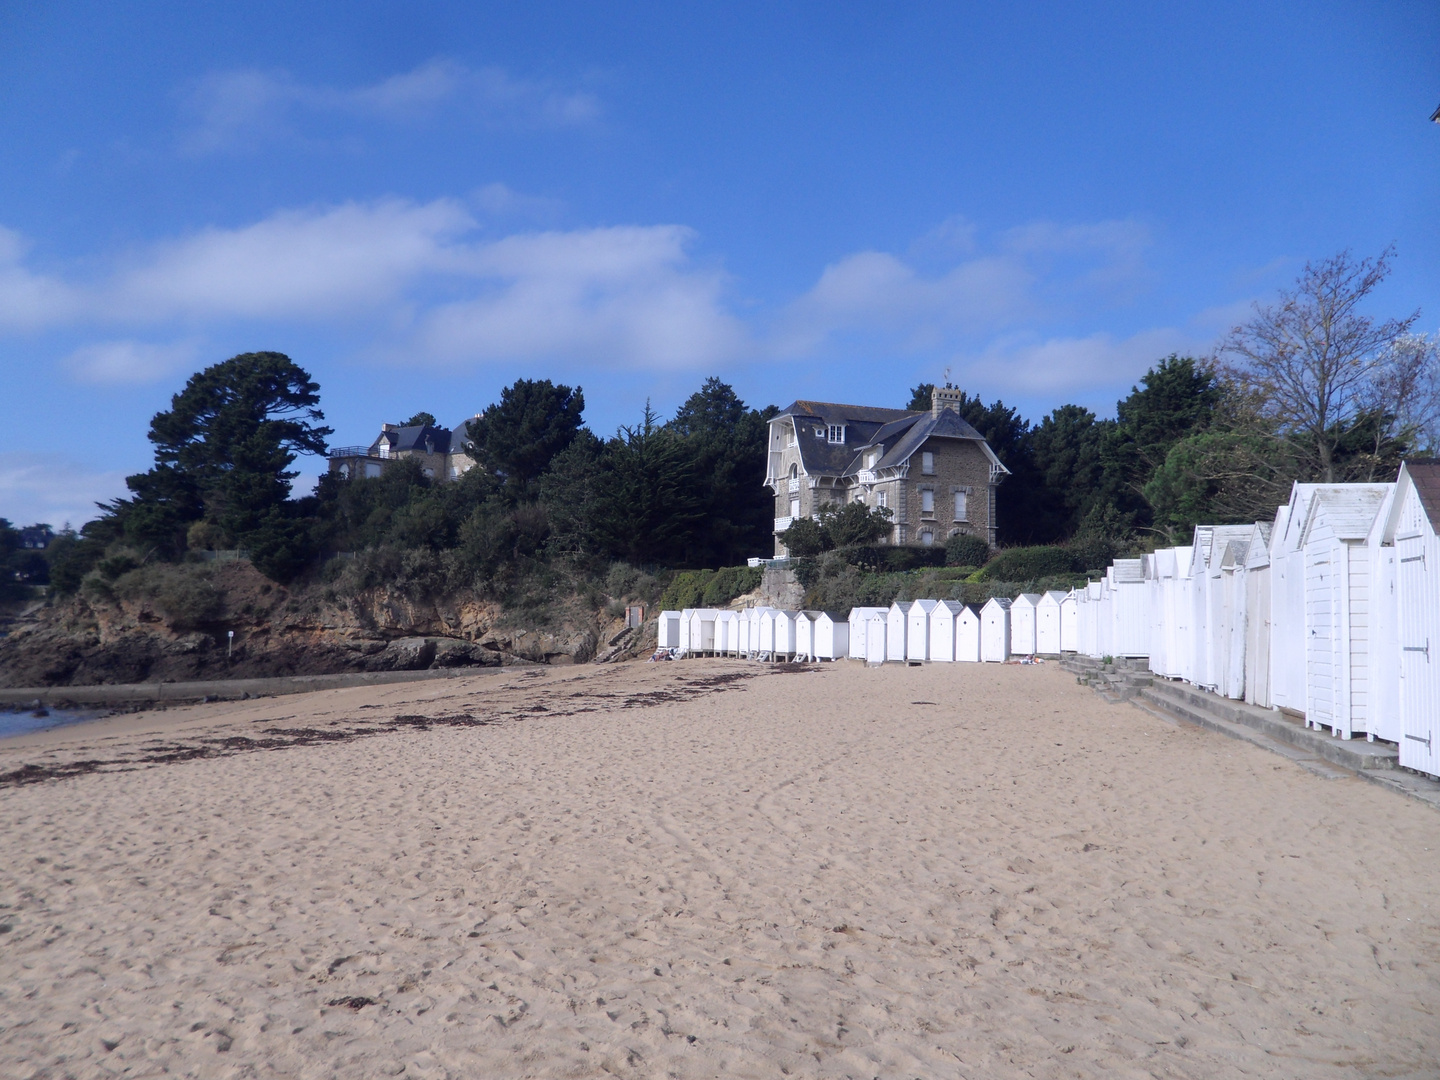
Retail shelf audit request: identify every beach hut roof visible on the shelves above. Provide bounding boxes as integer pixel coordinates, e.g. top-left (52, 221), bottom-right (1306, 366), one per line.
top-left (908, 598), bottom-right (940, 613)
top-left (982, 596), bottom-right (1012, 611)
top-left (1245, 522), bottom-right (1273, 569)
top-left (1111, 559), bottom-right (1146, 584)
top-left (1300, 486), bottom-right (1391, 544)
top-left (1013, 592), bottom-right (1042, 606)
top-left (1378, 460), bottom-right (1440, 543)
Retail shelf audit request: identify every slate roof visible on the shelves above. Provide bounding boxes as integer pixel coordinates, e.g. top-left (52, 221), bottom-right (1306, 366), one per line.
top-left (775, 398), bottom-right (1005, 479)
top-left (1300, 486), bottom-right (1391, 542)
top-left (372, 424), bottom-right (454, 456)
top-left (1405, 459), bottom-right (1440, 530)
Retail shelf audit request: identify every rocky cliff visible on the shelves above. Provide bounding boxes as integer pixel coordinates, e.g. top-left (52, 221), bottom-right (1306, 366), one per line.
top-left (0, 562), bottom-right (651, 688)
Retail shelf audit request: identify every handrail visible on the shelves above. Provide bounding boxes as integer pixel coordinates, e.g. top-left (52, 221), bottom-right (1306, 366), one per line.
top-left (328, 445), bottom-right (376, 458)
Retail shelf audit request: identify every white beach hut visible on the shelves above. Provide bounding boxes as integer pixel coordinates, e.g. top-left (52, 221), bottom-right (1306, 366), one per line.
top-left (955, 604), bottom-right (982, 662)
top-left (1109, 559), bottom-right (1151, 659)
top-left (812, 612), bottom-right (849, 660)
top-left (848, 607), bottom-right (888, 660)
top-left (678, 608), bottom-right (694, 654)
top-left (980, 597), bottom-right (1012, 662)
top-left (772, 610), bottom-right (801, 660)
top-left (688, 609), bottom-right (720, 656)
top-left (1096, 578), bottom-right (1114, 659)
top-left (1299, 484), bottom-right (1391, 739)
top-left (1243, 524), bottom-right (1274, 708)
top-left (1364, 486), bottom-right (1401, 743)
top-left (1009, 593), bottom-right (1042, 657)
top-left (657, 610), bottom-right (682, 650)
top-left (928, 600), bottom-right (964, 662)
top-left (736, 609), bottom-right (752, 657)
top-left (757, 608), bottom-right (777, 657)
top-left (1059, 591), bottom-right (1079, 653)
top-left (1035, 591), bottom-right (1065, 655)
top-left (714, 611), bottom-right (739, 657)
top-left (907, 599), bottom-right (939, 661)
top-left (886, 602), bottom-right (908, 663)
top-left (1148, 550), bottom-right (1179, 677)
top-left (1388, 461), bottom-right (1440, 776)
top-left (862, 609), bottom-right (888, 665)
top-left (1268, 494), bottom-right (1308, 715)
top-left (794, 611), bottom-right (820, 660)
top-left (1078, 583), bottom-right (1102, 657)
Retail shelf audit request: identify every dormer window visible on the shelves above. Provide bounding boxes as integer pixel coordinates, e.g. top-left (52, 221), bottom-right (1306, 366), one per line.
top-left (865, 450), bottom-right (879, 469)
top-left (827, 425), bottom-right (845, 444)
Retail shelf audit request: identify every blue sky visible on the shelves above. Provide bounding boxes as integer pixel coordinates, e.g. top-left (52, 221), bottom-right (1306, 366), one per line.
top-left (2, 0), bottom-right (1437, 527)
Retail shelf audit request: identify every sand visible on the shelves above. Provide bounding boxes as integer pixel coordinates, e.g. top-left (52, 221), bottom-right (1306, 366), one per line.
top-left (1, 659), bottom-right (1438, 1079)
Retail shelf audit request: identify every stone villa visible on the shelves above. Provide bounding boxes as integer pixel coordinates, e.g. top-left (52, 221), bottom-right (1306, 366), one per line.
top-left (766, 386), bottom-right (1009, 556)
top-left (328, 419), bottom-right (477, 483)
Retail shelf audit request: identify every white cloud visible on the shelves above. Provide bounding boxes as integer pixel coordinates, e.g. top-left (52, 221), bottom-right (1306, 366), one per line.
top-left (0, 226), bottom-right (80, 331)
top-left (953, 327), bottom-right (1203, 397)
top-left (0, 453), bottom-right (130, 529)
top-left (414, 226), bottom-right (750, 368)
top-left (109, 198), bottom-right (475, 321)
top-left (182, 59), bottom-right (600, 153)
top-left (65, 339), bottom-right (201, 384)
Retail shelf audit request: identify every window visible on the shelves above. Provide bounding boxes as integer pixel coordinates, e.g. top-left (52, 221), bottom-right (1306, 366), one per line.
top-left (919, 530), bottom-right (934, 546)
top-left (876, 490), bottom-right (887, 509)
top-left (865, 450), bottom-right (879, 469)
top-left (954, 489), bottom-right (968, 521)
top-left (789, 497), bottom-right (801, 518)
top-left (784, 427), bottom-right (795, 448)
top-left (827, 424), bottom-right (846, 444)
top-left (789, 463), bottom-right (798, 479)
top-left (920, 488), bottom-right (935, 514)
top-left (921, 451), bottom-right (934, 474)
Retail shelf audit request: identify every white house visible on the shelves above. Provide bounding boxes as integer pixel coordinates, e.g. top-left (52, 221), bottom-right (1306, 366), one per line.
top-left (981, 597), bottom-right (1012, 662)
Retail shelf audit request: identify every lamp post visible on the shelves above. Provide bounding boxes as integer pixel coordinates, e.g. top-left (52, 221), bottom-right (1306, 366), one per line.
top-left (227, 630), bottom-right (234, 659)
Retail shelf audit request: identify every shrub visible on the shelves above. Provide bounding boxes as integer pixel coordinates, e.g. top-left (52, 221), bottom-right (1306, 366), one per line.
top-left (779, 517), bottom-right (830, 557)
top-left (839, 545), bottom-right (946, 573)
top-left (113, 564), bottom-right (223, 630)
top-left (944, 533), bottom-right (991, 568)
top-left (660, 565), bottom-right (762, 610)
top-left (976, 545), bottom-right (1080, 582)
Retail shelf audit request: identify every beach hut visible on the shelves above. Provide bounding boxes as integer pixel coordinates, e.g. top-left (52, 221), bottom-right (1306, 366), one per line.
top-left (687, 609), bottom-right (719, 656)
top-left (757, 609), bottom-right (777, 657)
top-left (906, 599), bottom-right (939, 661)
top-left (1035, 591), bottom-right (1065, 654)
top-left (1364, 487), bottom-right (1402, 743)
top-left (1389, 461), bottom-right (1440, 776)
top-left (678, 608), bottom-right (694, 654)
top-left (1299, 485), bottom-right (1392, 739)
top-left (862, 609), bottom-right (888, 665)
top-left (1096, 578), bottom-right (1114, 659)
top-left (1109, 559), bottom-right (1151, 659)
top-left (928, 600), bottom-right (964, 661)
top-left (793, 611), bottom-right (819, 660)
top-left (886, 603), bottom-right (908, 662)
top-left (1243, 524), bottom-right (1274, 707)
top-left (848, 607), bottom-right (887, 660)
top-left (736, 609), bottom-right (751, 657)
top-left (1059, 591), bottom-right (1078, 653)
top-left (714, 611), bottom-right (738, 657)
top-left (980, 597), bottom-right (1012, 662)
top-left (1009, 593), bottom-right (1042, 656)
top-left (772, 610), bottom-right (801, 660)
top-left (657, 610), bottom-right (682, 650)
top-left (1268, 495), bottom-right (1308, 714)
top-left (956, 604), bottom-right (982, 661)
top-left (812, 612), bottom-right (849, 661)
top-left (1147, 550), bottom-right (1176, 677)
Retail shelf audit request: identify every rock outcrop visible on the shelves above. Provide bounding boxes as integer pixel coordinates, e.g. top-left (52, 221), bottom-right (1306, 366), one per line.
top-left (0, 562), bottom-right (643, 688)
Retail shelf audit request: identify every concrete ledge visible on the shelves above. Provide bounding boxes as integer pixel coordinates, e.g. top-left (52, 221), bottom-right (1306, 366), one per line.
top-left (0, 666), bottom-right (508, 708)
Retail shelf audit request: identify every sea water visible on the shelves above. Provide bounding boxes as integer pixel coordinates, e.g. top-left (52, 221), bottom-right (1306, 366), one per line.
top-left (0, 707), bottom-right (110, 739)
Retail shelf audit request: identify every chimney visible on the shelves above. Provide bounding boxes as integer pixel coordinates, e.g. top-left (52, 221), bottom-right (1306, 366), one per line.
top-left (381, 423), bottom-right (397, 432)
top-left (931, 385), bottom-right (963, 418)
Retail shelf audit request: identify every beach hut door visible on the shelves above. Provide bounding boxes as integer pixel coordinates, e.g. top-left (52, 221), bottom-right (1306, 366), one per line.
top-left (1399, 532), bottom-right (1438, 775)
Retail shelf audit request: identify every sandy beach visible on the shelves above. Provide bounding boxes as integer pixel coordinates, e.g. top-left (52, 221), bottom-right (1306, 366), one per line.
top-left (1, 659), bottom-right (1438, 1079)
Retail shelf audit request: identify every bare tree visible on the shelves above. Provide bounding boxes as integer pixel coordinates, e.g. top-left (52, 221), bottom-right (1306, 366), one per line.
top-left (1217, 248), bottom-right (1428, 482)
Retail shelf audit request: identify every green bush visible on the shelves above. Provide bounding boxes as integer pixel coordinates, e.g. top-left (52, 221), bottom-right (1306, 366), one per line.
top-left (944, 533), bottom-right (991, 568)
top-left (779, 517), bottom-right (830, 557)
top-left (976, 545), bottom-right (1080, 582)
top-left (113, 564), bottom-right (224, 630)
top-left (659, 564), bottom-right (761, 610)
top-left (839, 545), bottom-right (947, 573)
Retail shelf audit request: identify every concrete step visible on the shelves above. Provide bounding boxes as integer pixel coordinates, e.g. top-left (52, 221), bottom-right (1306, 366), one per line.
top-left (1141, 680), bottom-right (1398, 772)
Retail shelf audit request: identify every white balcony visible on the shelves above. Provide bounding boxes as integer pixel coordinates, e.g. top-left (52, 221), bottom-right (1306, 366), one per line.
top-left (787, 477), bottom-right (801, 493)
top-left (856, 469), bottom-right (877, 485)
top-left (774, 515), bottom-right (794, 533)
